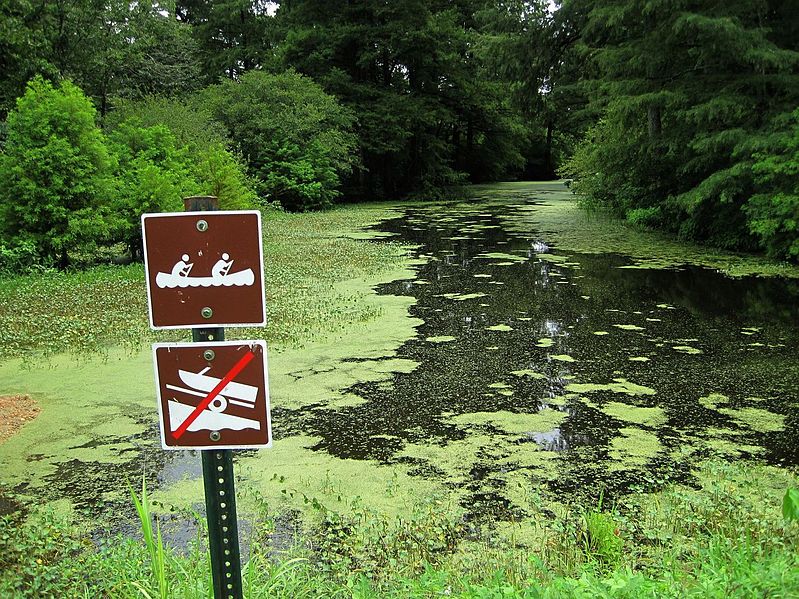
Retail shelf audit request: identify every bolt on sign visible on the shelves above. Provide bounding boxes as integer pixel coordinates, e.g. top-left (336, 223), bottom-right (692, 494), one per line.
top-left (141, 211), bottom-right (266, 329)
top-left (152, 340), bottom-right (271, 450)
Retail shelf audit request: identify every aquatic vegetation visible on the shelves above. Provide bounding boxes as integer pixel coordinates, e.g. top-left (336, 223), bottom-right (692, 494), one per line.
top-left (426, 336), bottom-right (456, 343)
top-left (441, 292), bottom-right (487, 301)
top-left (2, 181), bottom-right (798, 589)
top-left (510, 370), bottom-right (546, 379)
top-left (718, 407), bottom-right (785, 434)
top-left (613, 324), bottom-right (645, 331)
top-left (565, 379), bottom-right (655, 396)
top-left (550, 354), bottom-right (576, 362)
top-left (672, 345), bottom-right (703, 354)
top-left (608, 427), bottom-right (663, 467)
top-left (601, 402), bottom-right (666, 427)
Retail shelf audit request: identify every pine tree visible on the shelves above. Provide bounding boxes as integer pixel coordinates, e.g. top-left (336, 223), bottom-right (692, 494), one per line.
top-left (563, 0), bottom-right (799, 251)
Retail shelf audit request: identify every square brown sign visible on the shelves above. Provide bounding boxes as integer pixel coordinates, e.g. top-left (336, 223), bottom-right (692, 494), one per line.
top-left (152, 341), bottom-right (271, 450)
top-left (142, 211), bottom-right (266, 329)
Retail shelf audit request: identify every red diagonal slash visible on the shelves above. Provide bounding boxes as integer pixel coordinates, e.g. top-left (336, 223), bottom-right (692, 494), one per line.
top-left (172, 350), bottom-right (256, 440)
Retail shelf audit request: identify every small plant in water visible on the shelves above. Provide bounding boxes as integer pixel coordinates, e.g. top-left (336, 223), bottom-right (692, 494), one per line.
top-left (580, 491), bottom-right (623, 566)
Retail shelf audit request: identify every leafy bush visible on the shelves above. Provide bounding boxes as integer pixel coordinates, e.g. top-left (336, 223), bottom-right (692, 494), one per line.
top-left (204, 70), bottom-right (358, 211)
top-left (0, 77), bottom-right (113, 268)
top-left (625, 207), bottom-right (663, 229)
top-left (0, 239), bottom-right (52, 275)
top-left (107, 96), bottom-right (259, 213)
top-left (107, 119), bottom-right (199, 258)
top-left (785, 488), bottom-right (799, 522)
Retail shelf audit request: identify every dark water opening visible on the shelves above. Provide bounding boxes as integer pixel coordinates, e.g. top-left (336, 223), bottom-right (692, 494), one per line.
top-left (285, 196), bottom-right (799, 520)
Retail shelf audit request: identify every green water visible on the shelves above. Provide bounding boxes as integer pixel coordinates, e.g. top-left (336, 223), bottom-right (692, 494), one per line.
top-left (282, 182), bottom-right (799, 520)
top-left (1, 181), bottom-right (797, 534)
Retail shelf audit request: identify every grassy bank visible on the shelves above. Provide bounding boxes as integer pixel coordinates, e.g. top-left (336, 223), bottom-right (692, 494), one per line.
top-left (2, 459), bottom-right (797, 597)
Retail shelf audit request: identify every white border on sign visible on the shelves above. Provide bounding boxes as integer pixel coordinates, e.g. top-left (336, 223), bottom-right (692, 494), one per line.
top-left (141, 210), bottom-right (267, 330)
top-left (151, 340), bottom-right (273, 451)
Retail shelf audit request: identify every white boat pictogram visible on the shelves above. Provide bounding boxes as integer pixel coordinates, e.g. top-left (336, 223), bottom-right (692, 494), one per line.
top-left (167, 400), bottom-right (260, 433)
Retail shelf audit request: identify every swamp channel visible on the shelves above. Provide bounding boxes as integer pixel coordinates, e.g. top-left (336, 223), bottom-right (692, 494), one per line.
top-left (1, 181), bottom-right (798, 537)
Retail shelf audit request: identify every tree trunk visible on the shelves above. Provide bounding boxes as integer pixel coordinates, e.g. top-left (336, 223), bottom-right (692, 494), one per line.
top-left (648, 105), bottom-right (662, 138)
top-left (544, 118), bottom-right (554, 178)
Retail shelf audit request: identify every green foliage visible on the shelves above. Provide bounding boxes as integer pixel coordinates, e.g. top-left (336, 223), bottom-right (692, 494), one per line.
top-left (562, 0), bottom-right (799, 258)
top-left (0, 240), bottom-right (52, 275)
top-left (107, 119), bottom-right (199, 257)
top-left (205, 70), bottom-right (358, 211)
top-left (580, 496), bottom-right (623, 566)
top-left (0, 510), bottom-right (85, 598)
top-left (195, 144), bottom-right (259, 210)
top-left (105, 95), bottom-right (229, 152)
top-left (784, 488), bottom-right (799, 522)
top-left (0, 77), bottom-right (113, 267)
top-left (106, 96), bottom-right (260, 210)
top-left (0, 204), bottom-right (407, 360)
top-left (744, 108), bottom-right (799, 259)
top-left (128, 478), bottom-right (170, 599)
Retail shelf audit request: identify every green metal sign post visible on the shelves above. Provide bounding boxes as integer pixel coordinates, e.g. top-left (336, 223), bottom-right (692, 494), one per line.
top-left (194, 327), bottom-right (244, 599)
top-left (186, 197), bottom-right (243, 599)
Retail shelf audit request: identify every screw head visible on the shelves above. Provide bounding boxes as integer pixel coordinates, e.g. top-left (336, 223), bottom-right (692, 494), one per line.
top-left (196, 219), bottom-right (209, 232)
top-left (201, 306), bottom-right (213, 319)
top-left (203, 349), bottom-right (215, 361)
top-left (209, 431), bottom-right (221, 442)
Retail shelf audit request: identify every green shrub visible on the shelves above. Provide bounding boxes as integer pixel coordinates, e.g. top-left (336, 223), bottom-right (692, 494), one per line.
top-left (0, 510), bottom-right (85, 598)
top-left (107, 119), bottom-right (200, 258)
top-left (204, 70), bottom-right (358, 211)
top-left (0, 77), bottom-right (114, 268)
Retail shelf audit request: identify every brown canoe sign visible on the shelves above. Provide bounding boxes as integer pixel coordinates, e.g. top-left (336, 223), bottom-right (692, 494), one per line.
top-left (141, 211), bottom-right (266, 329)
top-left (152, 340), bottom-right (272, 450)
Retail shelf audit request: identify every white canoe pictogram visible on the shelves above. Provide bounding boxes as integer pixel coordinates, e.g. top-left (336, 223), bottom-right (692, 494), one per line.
top-left (155, 268), bottom-right (255, 288)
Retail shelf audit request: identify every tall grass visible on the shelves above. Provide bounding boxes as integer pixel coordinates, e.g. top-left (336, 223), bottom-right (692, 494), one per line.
top-left (2, 460), bottom-right (798, 598)
top-left (128, 478), bottom-right (170, 599)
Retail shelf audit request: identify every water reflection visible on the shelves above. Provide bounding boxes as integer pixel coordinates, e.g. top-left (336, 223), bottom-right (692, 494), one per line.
top-left (288, 193), bottom-right (799, 519)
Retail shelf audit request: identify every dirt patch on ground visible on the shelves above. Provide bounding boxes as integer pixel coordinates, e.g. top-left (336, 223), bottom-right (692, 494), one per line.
top-left (0, 394), bottom-right (40, 443)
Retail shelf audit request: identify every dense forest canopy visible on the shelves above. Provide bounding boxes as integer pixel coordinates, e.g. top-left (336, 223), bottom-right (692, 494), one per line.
top-left (0, 0), bottom-right (798, 267)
